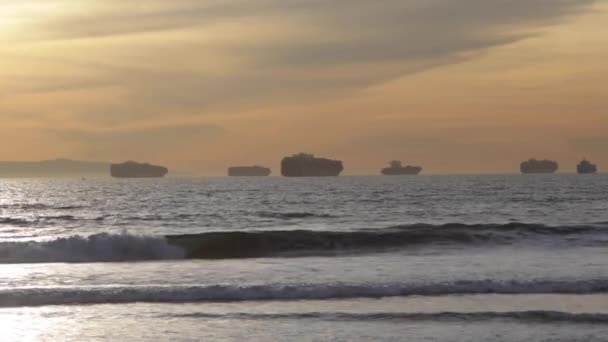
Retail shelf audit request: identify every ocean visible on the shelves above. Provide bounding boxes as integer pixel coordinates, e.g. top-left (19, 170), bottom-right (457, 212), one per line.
top-left (0, 175), bottom-right (607, 341)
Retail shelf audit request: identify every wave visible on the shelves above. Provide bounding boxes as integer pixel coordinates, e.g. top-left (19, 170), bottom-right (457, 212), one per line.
top-left (0, 223), bottom-right (605, 263)
top-left (56, 205), bottom-right (86, 210)
top-left (0, 233), bottom-right (184, 263)
top-left (166, 223), bottom-right (607, 259)
top-left (1, 280), bottom-right (607, 307)
top-left (256, 211), bottom-right (334, 219)
top-left (169, 311), bottom-right (608, 324)
top-left (0, 204), bottom-right (85, 210)
top-left (39, 215), bottom-right (77, 221)
top-left (0, 218), bottom-right (31, 226)
top-left (0, 215), bottom-right (101, 227)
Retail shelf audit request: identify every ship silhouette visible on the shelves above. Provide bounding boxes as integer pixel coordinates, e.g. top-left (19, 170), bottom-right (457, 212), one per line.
top-left (381, 161), bottom-right (422, 175)
top-left (281, 153), bottom-right (343, 177)
top-left (577, 159), bottom-right (597, 174)
top-left (520, 159), bottom-right (558, 174)
top-left (110, 161), bottom-right (168, 178)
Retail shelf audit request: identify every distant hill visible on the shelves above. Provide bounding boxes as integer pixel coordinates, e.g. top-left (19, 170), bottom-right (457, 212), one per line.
top-left (0, 159), bottom-right (110, 177)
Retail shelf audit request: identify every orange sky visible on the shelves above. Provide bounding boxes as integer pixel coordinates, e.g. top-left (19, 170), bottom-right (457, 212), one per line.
top-left (1, 0), bottom-right (607, 174)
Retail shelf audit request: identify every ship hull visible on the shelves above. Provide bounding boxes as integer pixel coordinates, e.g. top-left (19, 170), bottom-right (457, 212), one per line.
top-left (520, 169), bottom-right (558, 174)
top-left (577, 168), bottom-right (597, 174)
top-left (282, 168), bottom-right (343, 177)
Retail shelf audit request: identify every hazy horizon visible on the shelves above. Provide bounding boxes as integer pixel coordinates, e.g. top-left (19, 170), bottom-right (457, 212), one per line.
top-left (0, 156), bottom-right (598, 176)
top-left (2, 0), bottom-right (607, 175)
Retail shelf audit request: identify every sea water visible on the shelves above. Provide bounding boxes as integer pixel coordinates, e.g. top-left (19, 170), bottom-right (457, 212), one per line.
top-left (0, 175), bottom-right (607, 341)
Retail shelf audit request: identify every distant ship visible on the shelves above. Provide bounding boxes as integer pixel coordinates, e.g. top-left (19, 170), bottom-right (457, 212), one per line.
top-left (381, 161), bottom-right (422, 175)
top-left (228, 166), bottom-right (271, 177)
top-left (281, 153), bottom-right (343, 177)
top-left (520, 159), bottom-right (558, 174)
top-left (110, 161), bottom-right (168, 178)
top-left (577, 159), bottom-right (597, 174)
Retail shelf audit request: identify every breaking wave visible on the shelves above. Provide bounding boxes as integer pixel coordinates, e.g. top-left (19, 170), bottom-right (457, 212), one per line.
top-left (1, 279), bottom-right (607, 307)
top-left (0, 223), bottom-right (606, 263)
top-left (0, 233), bottom-right (184, 263)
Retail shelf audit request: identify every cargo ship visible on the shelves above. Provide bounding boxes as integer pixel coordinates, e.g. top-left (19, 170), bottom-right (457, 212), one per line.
top-left (577, 159), bottom-right (597, 174)
top-left (281, 153), bottom-right (343, 177)
top-left (110, 161), bottom-right (168, 178)
top-left (381, 161), bottom-right (422, 175)
top-left (520, 159), bottom-right (558, 174)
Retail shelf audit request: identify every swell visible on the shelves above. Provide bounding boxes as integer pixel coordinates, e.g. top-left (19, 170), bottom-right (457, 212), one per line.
top-left (167, 223), bottom-right (607, 259)
top-left (170, 311), bottom-right (608, 324)
top-left (1, 280), bottom-right (607, 308)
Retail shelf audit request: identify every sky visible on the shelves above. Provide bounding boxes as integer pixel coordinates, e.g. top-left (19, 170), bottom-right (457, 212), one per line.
top-left (1, 0), bottom-right (607, 174)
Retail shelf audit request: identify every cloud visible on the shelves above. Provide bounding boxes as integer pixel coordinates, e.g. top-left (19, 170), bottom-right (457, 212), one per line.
top-left (12, 0), bottom-right (591, 98)
top-left (17, 1), bottom-right (594, 43)
top-left (1, 0), bottom-right (598, 159)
